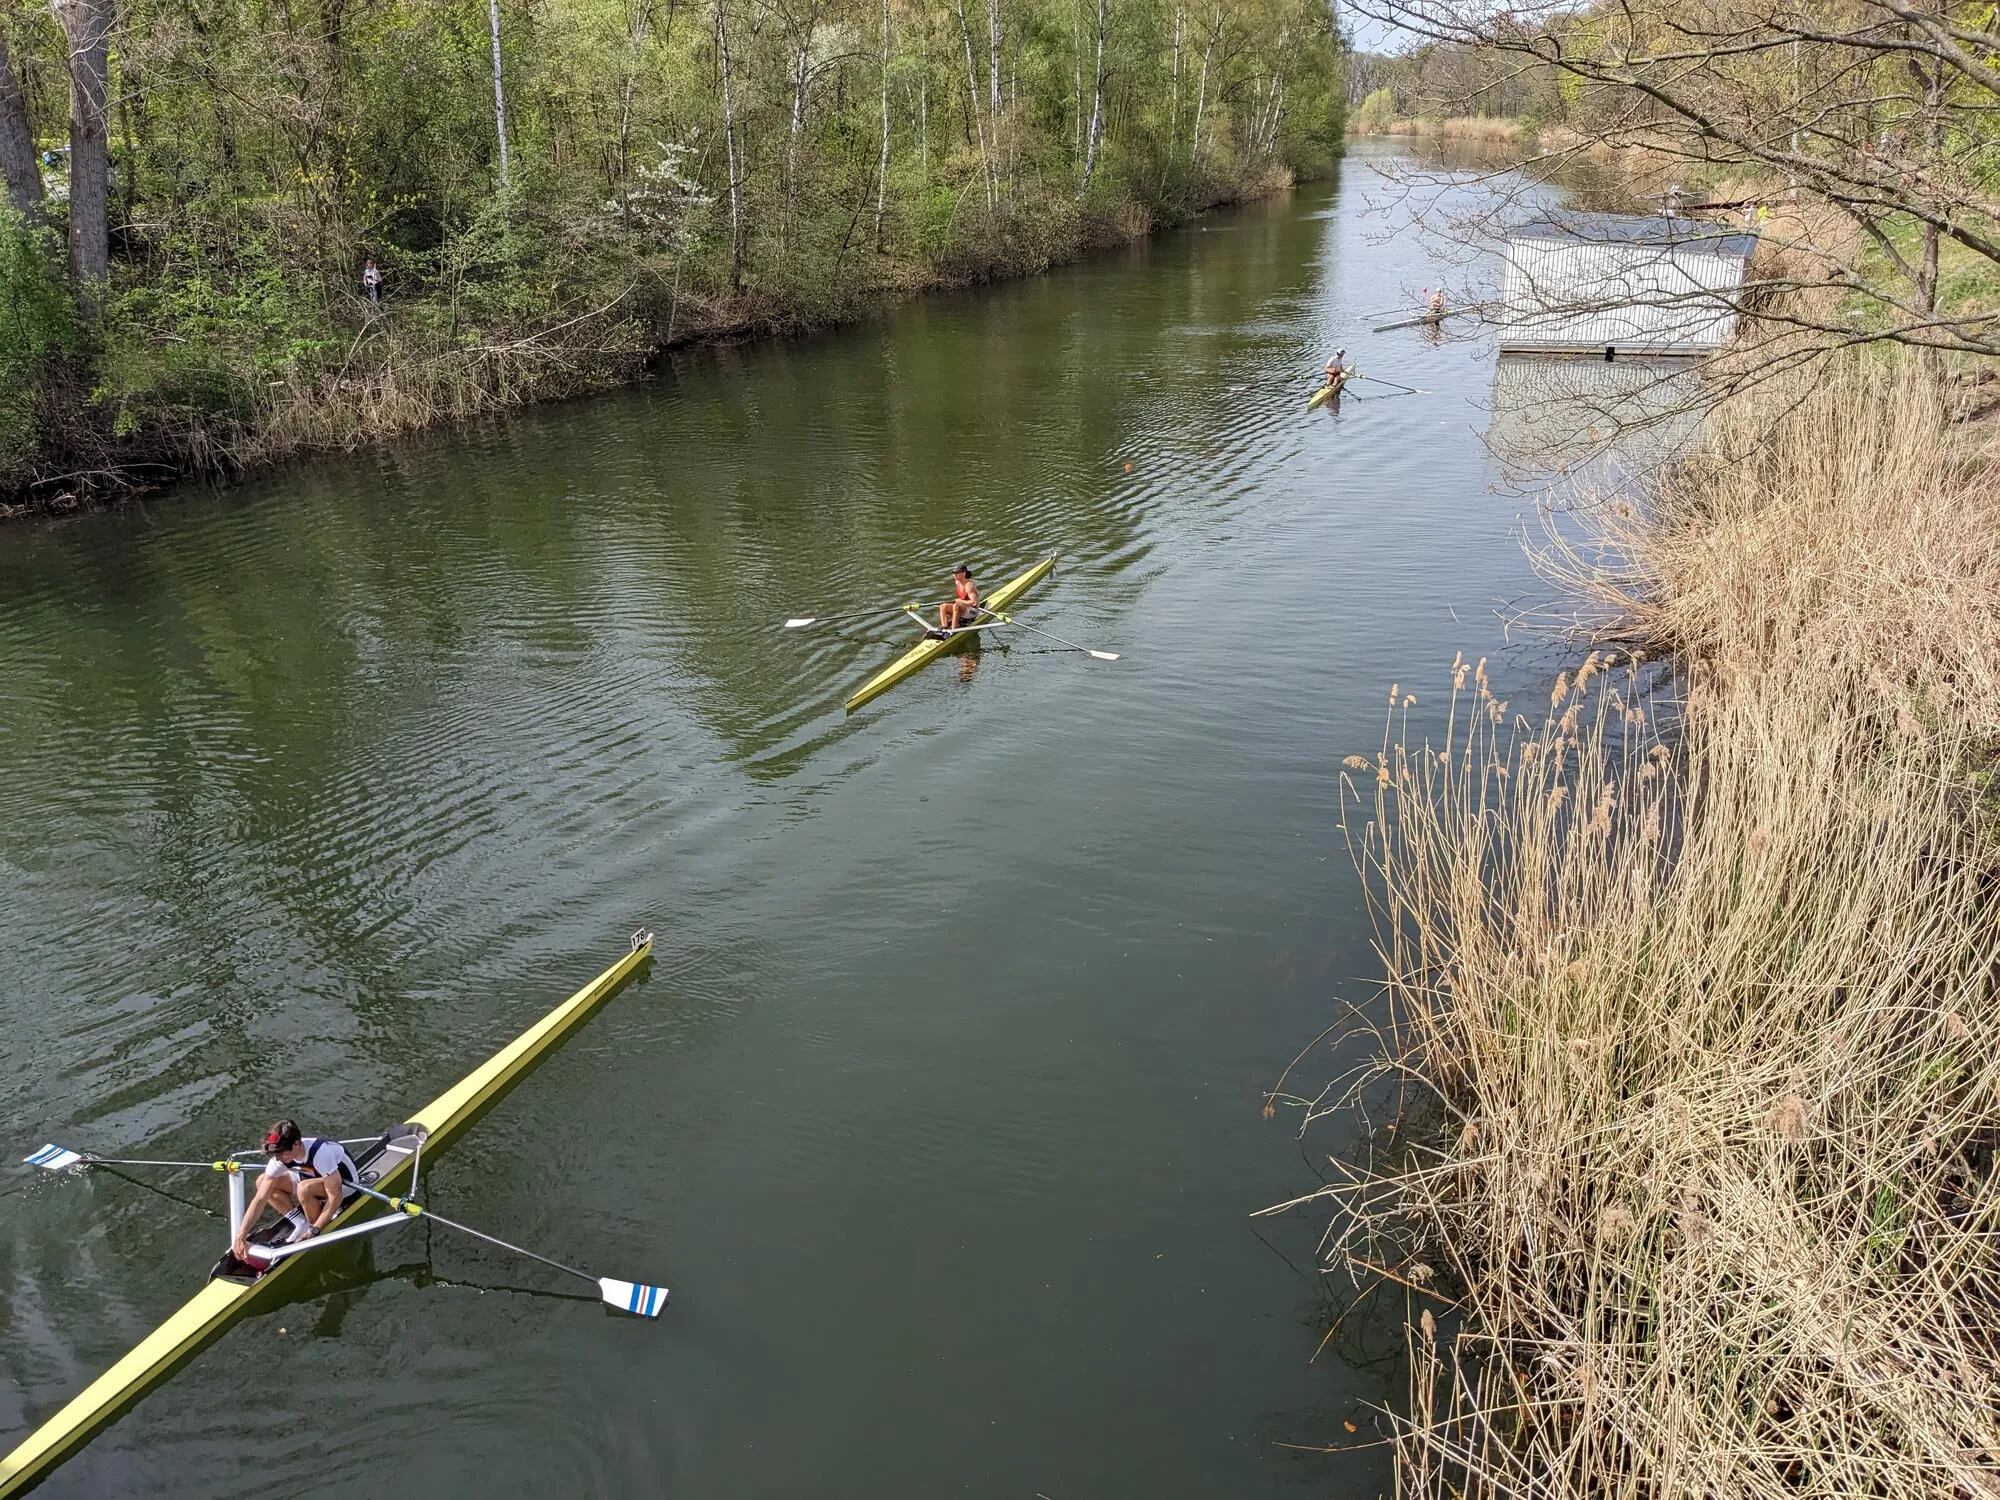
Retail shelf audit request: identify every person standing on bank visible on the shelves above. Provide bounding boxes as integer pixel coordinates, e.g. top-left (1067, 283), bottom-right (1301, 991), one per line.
top-left (231, 1121), bottom-right (357, 1261)
top-left (362, 256), bottom-right (382, 305)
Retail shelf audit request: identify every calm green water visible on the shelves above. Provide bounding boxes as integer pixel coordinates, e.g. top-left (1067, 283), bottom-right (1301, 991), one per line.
top-left (0, 148), bottom-right (1542, 1496)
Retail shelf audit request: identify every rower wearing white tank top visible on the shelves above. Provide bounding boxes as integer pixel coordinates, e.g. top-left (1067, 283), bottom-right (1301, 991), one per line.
top-left (231, 1120), bottom-right (357, 1262)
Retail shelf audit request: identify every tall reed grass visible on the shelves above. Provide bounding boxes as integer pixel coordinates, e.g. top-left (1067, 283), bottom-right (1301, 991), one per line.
top-left (1274, 358), bottom-right (2000, 1496)
top-left (1352, 116), bottom-right (1525, 144)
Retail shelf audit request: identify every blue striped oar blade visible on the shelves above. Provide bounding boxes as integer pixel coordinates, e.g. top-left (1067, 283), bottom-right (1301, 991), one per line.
top-left (600, 1278), bottom-right (669, 1318)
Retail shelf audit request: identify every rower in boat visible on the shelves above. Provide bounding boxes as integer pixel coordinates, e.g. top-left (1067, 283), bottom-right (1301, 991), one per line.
top-left (1424, 287), bottom-right (1446, 323)
top-left (929, 565), bottom-right (980, 640)
top-left (230, 1121), bottom-right (356, 1261)
top-left (1324, 349), bottom-right (1348, 392)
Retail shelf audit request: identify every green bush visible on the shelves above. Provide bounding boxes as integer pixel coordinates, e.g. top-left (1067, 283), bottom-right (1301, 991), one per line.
top-left (0, 211), bottom-right (76, 464)
top-left (1353, 87), bottom-right (1398, 132)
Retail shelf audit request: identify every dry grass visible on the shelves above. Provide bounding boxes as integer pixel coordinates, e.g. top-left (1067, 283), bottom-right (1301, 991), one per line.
top-left (1276, 358), bottom-right (2000, 1496)
top-left (1354, 116), bottom-right (1525, 143)
top-left (248, 307), bottom-right (655, 460)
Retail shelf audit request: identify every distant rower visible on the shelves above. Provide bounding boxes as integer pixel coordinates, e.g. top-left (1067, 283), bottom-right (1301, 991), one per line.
top-left (1425, 287), bottom-right (1447, 322)
top-left (1324, 348), bottom-right (1349, 390)
top-left (232, 1120), bottom-right (356, 1261)
top-left (932, 565), bottom-right (981, 639)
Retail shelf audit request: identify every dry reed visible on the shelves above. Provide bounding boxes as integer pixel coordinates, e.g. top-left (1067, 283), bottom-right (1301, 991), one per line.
top-left (1275, 357), bottom-right (2000, 1497)
top-left (1354, 116), bottom-right (1525, 144)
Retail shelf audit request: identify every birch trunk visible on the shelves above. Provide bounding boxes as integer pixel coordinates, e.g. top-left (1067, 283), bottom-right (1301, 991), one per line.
top-left (874, 0), bottom-right (890, 250)
top-left (1076, 0), bottom-right (1104, 198)
top-left (487, 0), bottom-right (511, 186)
top-left (985, 0), bottom-right (1001, 122)
top-left (715, 0), bottom-right (743, 288)
top-left (952, 0), bottom-right (993, 210)
top-left (785, 0), bottom-right (820, 250)
top-left (1190, 9), bottom-right (1216, 169)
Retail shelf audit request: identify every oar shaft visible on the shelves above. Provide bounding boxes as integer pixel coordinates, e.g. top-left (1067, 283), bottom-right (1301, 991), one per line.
top-left (972, 608), bottom-right (1118, 660)
top-left (787, 600), bottom-right (957, 628)
top-left (346, 1181), bottom-right (599, 1288)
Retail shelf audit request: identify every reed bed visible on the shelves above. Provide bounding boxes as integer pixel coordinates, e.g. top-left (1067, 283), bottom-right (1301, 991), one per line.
top-left (1276, 359), bottom-right (2000, 1496)
top-left (1354, 116), bottom-right (1525, 144)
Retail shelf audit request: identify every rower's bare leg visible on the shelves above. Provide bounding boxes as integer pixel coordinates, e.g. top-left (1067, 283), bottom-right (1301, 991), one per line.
top-left (297, 1176), bottom-right (342, 1233)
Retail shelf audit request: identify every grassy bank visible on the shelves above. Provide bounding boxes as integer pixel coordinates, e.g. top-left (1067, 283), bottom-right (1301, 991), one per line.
top-left (0, 164), bottom-right (1295, 519)
top-left (1278, 355), bottom-right (2000, 1493)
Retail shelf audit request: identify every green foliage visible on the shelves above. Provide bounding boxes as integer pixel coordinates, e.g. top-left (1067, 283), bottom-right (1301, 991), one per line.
top-left (1354, 87), bottom-right (1397, 131)
top-left (0, 212), bottom-right (75, 465)
top-left (2, 0), bottom-right (1346, 492)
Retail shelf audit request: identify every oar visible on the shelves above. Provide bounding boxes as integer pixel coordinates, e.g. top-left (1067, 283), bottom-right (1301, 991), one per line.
top-left (341, 1180), bottom-right (668, 1318)
top-left (973, 609), bottom-right (1120, 661)
top-left (27, 1145), bottom-right (668, 1318)
top-left (25, 1144), bottom-right (232, 1173)
top-left (1354, 373), bottom-right (1426, 395)
top-left (784, 601), bottom-right (953, 630)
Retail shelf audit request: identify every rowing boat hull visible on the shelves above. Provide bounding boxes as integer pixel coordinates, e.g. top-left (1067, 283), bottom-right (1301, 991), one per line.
top-left (843, 556), bottom-right (1056, 712)
top-left (0, 937), bottom-right (654, 1498)
top-left (1306, 378), bottom-right (1343, 410)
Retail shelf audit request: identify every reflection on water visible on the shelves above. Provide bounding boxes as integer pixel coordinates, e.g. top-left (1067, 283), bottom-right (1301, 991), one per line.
top-left (1489, 355), bottom-right (1708, 482)
top-left (1, 143), bottom-right (1553, 1498)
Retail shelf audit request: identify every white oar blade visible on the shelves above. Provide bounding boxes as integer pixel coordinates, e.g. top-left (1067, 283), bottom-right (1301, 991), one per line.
top-left (600, 1278), bottom-right (669, 1318)
top-left (24, 1145), bottom-right (84, 1172)
top-left (1089, 651), bottom-right (1121, 661)
top-left (783, 617), bottom-right (818, 629)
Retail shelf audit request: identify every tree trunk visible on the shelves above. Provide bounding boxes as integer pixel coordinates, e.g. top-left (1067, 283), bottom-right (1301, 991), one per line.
top-left (1072, 0), bottom-right (1081, 161)
top-left (785, 0), bottom-right (819, 250)
top-left (54, 0), bottom-right (112, 295)
top-left (1190, 9), bottom-right (1215, 169)
top-left (985, 0), bottom-right (1001, 121)
top-left (615, 0), bottom-right (656, 187)
top-left (952, 0), bottom-right (993, 210)
top-left (1076, 0), bottom-right (1104, 198)
top-left (0, 32), bottom-right (43, 218)
top-left (487, 0), bottom-right (511, 187)
top-left (874, 0), bottom-right (890, 250)
top-left (715, 0), bottom-right (743, 288)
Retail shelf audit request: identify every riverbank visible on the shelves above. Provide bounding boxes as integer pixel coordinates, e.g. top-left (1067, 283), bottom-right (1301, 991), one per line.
top-left (2, 166), bottom-right (1301, 521)
top-left (1297, 351), bottom-right (2000, 1493)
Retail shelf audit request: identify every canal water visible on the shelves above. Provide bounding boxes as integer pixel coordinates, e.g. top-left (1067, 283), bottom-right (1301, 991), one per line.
top-left (0, 147), bottom-right (1546, 1496)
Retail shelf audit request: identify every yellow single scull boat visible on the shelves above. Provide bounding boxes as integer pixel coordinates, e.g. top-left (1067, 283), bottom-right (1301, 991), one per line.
top-left (0, 933), bottom-right (656, 1498)
top-left (843, 556), bottom-right (1056, 712)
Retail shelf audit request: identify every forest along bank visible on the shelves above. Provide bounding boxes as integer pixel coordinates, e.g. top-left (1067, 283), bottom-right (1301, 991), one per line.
top-left (0, 0), bottom-right (1342, 515)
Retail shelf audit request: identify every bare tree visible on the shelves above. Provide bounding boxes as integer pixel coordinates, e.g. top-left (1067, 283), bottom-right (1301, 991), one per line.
top-left (1352, 0), bottom-right (2000, 363)
top-left (0, 29), bottom-right (41, 218)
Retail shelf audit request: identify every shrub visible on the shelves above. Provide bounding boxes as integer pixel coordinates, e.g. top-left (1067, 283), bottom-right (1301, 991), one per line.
top-left (0, 211), bottom-right (76, 465)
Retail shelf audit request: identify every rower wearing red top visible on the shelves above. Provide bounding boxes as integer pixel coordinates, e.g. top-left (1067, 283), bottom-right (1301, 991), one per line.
top-left (933, 565), bottom-right (980, 638)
